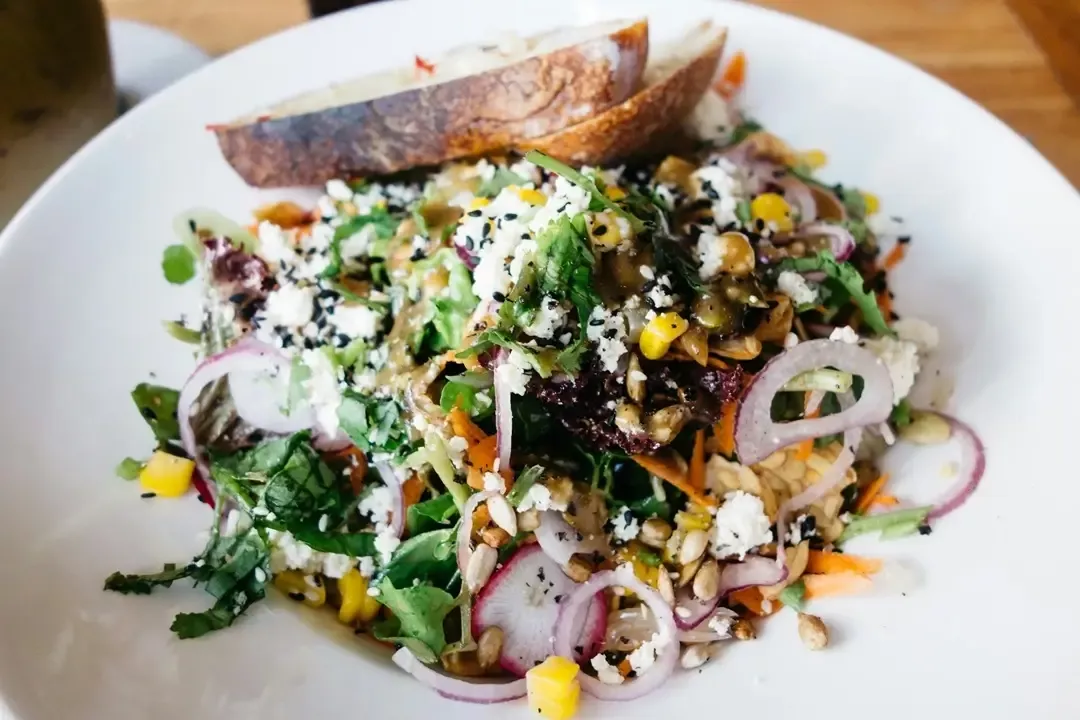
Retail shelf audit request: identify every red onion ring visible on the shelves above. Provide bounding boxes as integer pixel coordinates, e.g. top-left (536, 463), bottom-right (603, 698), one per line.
top-left (798, 222), bottom-right (856, 261)
top-left (735, 339), bottom-right (893, 465)
top-left (392, 647), bottom-right (526, 704)
top-left (719, 555), bottom-right (787, 594)
top-left (677, 607), bottom-right (739, 643)
top-left (535, 511), bottom-right (610, 568)
top-left (777, 175), bottom-right (817, 223)
top-left (374, 462), bottom-right (406, 538)
top-left (457, 490), bottom-right (498, 575)
top-left (672, 584), bottom-right (720, 630)
top-left (554, 565), bottom-right (678, 701)
top-left (926, 414), bottom-right (986, 521)
top-left (492, 350), bottom-right (513, 473)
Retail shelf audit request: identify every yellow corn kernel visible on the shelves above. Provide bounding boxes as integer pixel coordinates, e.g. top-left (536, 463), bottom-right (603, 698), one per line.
top-left (527, 656), bottom-right (581, 720)
top-left (139, 451), bottom-right (194, 498)
top-left (639, 312), bottom-right (690, 360)
top-left (338, 569), bottom-right (381, 625)
top-left (861, 191), bottom-right (880, 216)
top-left (273, 570), bottom-right (327, 608)
top-left (604, 185), bottom-right (627, 201)
top-left (468, 197), bottom-right (490, 210)
top-left (374, 199), bottom-right (387, 210)
top-left (799, 149), bottom-right (828, 170)
top-left (674, 509), bottom-right (712, 532)
top-left (750, 192), bottom-right (794, 232)
top-left (517, 187), bottom-right (547, 206)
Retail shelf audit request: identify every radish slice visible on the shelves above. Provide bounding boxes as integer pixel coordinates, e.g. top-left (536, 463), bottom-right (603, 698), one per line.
top-left (392, 647), bottom-right (526, 704)
top-left (672, 584), bottom-right (719, 630)
top-left (374, 462), bottom-right (406, 538)
top-left (799, 222), bottom-right (856, 261)
top-left (735, 339), bottom-right (893, 465)
top-left (473, 544), bottom-right (605, 677)
top-left (534, 511), bottom-right (610, 567)
top-left (457, 490), bottom-right (498, 575)
top-left (553, 565), bottom-right (678, 701)
top-left (492, 350), bottom-right (513, 472)
top-left (926, 413), bottom-right (986, 521)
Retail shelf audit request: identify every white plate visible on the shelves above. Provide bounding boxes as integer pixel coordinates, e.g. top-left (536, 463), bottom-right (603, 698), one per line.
top-left (109, 20), bottom-right (211, 112)
top-left (0, 1), bottom-right (1078, 718)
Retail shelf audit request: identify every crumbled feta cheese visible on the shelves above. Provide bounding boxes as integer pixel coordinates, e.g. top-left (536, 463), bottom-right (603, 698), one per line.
top-left (330, 304), bottom-right (382, 339)
top-left (777, 270), bottom-right (818, 306)
top-left (461, 186), bottom-right (540, 302)
top-left (482, 472), bottom-right (507, 494)
top-left (374, 527), bottom-right (401, 565)
top-left (646, 274), bottom-right (676, 309)
top-left (446, 435), bottom-right (469, 469)
top-left (692, 158), bottom-right (744, 227)
top-left (685, 91), bottom-right (739, 142)
top-left (523, 296), bottom-right (568, 339)
top-left (696, 229), bottom-right (727, 280)
top-left (359, 485), bottom-right (395, 526)
top-left (868, 214), bottom-right (904, 238)
top-left (316, 195), bottom-right (337, 219)
top-left (325, 179), bottom-right (353, 202)
top-left (268, 529), bottom-right (359, 577)
top-left (707, 613), bottom-right (734, 638)
top-left (894, 317), bottom-right (939, 353)
top-left (321, 553), bottom-right (355, 579)
top-left (863, 335), bottom-right (920, 403)
top-left (654, 184), bottom-right (676, 210)
top-left (495, 348), bottom-right (533, 396)
top-left (339, 223), bottom-right (378, 261)
top-left (357, 556), bottom-right (376, 578)
top-left (301, 348), bottom-right (343, 436)
top-left (590, 654), bottom-right (625, 685)
top-left (710, 490), bottom-right (773, 560)
top-left (528, 176), bottom-right (591, 233)
top-left (586, 306), bottom-right (628, 373)
top-left (628, 633), bottom-right (669, 674)
top-left (257, 221), bottom-right (296, 266)
top-left (304, 222), bottom-right (334, 254)
top-left (264, 284), bottom-right (314, 328)
top-left (610, 506), bottom-right (640, 542)
top-left (509, 157), bottom-right (541, 185)
top-left (829, 326), bottom-right (860, 344)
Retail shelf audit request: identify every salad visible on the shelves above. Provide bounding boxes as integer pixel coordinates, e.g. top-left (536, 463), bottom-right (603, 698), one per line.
top-left (107, 52), bottom-right (985, 718)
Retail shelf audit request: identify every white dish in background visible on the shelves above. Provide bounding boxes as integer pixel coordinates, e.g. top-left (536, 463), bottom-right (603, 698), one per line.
top-left (108, 20), bottom-right (211, 112)
top-left (0, 1), bottom-right (1078, 718)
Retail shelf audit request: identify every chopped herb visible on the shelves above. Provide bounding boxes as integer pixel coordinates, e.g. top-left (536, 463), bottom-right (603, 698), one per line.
top-left (778, 251), bottom-right (894, 336)
top-left (838, 506), bottom-right (933, 543)
top-left (778, 579), bottom-right (806, 611)
top-left (131, 383), bottom-right (181, 445)
top-left (115, 457), bottom-right (145, 481)
top-left (477, 168), bottom-right (527, 198)
top-left (723, 119), bottom-right (764, 148)
top-left (891, 399), bottom-right (913, 428)
top-left (524, 150), bottom-right (644, 234)
top-left (162, 320), bottom-right (201, 344)
top-left (506, 465), bottom-right (545, 506)
top-left (337, 392), bottom-right (413, 460)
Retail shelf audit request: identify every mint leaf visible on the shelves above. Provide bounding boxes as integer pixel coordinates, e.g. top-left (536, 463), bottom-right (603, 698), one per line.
top-left (104, 562), bottom-right (194, 594)
top-left (162, 244), bottom-right (197, 285)
top-left (407, 494), bottom-right (459, 535)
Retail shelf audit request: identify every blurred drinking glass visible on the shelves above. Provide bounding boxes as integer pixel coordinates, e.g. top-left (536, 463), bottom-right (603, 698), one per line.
top-left (0, 0), bottom-right (116, 227)
top-left (308, 0), bottom-right (381, 17)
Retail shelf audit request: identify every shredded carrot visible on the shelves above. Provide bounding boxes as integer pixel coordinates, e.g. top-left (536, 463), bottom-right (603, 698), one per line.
top-left (617, 658), bottom-right (633, 677)
top-left (689, 430), bottom-right (706, 492)
top-left (326, 446), bottom-right (367, 495)
top-left (729, 586), bottom-right (781, 616)
top-left (876, 290), bottom-right (893, 320)
top-left (402, 473), bottom-right (425, 508)
top-left (872, 493), bottom-right (899, 508)
top-left (806, 550), bottom-right (883, 576)
top-left (714, 401), bottom-right (737, 458)
top-left (448, 408), bottom-right (486, 446)
top-left (802, 572), bottom-right (874, 600)
top-left (881, 242), bottom-right (906, 271)
top-left (414, 55), bottom-right (436, 74)
top-left (466, 435), bottom-right (498, 490)
top-left (854, 473), bottom-right (890, 514)
top-left (714, 50), bottom-right (746, 99)
top-left (631, 453), bottom-right (717, 508)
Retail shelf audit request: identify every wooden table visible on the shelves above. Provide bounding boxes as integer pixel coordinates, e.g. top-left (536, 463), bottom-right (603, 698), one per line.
top-left (103, 0), bottom-right (1080, 186)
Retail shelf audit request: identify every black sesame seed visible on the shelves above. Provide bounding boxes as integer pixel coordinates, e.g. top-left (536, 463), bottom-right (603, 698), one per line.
top-left (537, 567), bottom-right (546, 582)
top-left (593, 224), bottom-right (608, 236)
top-left (493, 291), bottom-right (507, 302)
top-left (898, 236), bottom-right (912, 245)
top-left (467, 209), bottom-right (483, 217)
top-left (521, 232), bottom-right (530, 240)
top-left (303, 337), bottom-right (316, 350)
top-left (288, 592), bottom-right (306, 602)
top-left (482, 223), bottom-right (492, 238)
top-left (249, 430), bottom-right (265, 443)
top-left (140, 492), bottom-right (156, 499)
top-left (602, 328), bottom-right (617, 339)
top-left (228, 293), bottom-right (246, 303)
top-left (918, 524), bottom-right (933, 535)
top-left (589, 317), bottom-right (605, 326)
top-left (755, 218), bottom-right (766, 231)
top-left (187, 219), bottom-right (197, 233)
top-left (504, 213), bottom-right (518, 220)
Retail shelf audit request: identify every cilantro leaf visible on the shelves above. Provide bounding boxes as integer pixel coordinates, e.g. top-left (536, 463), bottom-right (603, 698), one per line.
top-left (778, 252), bottom-right (894, 336)
top-left (104, 562), bottom-right (194, 594)
top-left (407, 494), bottom-right (459, 535)
top-left (524, 150), bottom-right (644, 234)
top-left (321, 207), bottom-right (398, 279)
top-left (131, 383), bottom-right (181, 445)
top-left (162, 244), bottom-right (197, 285)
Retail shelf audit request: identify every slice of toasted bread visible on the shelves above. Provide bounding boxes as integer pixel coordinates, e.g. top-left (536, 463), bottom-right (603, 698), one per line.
top-left (214, 19), bottom-right (649, 188)
top-left (518, 21), bottom-right (727, 166)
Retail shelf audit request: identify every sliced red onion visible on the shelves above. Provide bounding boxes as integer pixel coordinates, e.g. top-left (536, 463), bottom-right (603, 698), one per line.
top-left (926, 414), bottom-right (986, 521)
top-left (374, 462), bottom-right (406, 538)
top-left (778, 175), bottom-right (817, 223)
top-left (473, 543), bottom-right (605, 676)
top-left (535, 511), bottom-right (610, 568)
top-left (492, 350), bottom-right (513, 473)
top-left (799, 222), bottom-right (856, 261)
top-left (677, 607), bottom-right (739, 644)
top-left (672, 584), bottom-right (719, 630)
top-left (392, 647), bottom-right (526, 704)
top-left (228, 363), bottom-right (313, 435)
top-left (775, 446), bottom-right (855, 568)
top-left (735, 339), bottom-right (893, 465)
top-left (457, 490), bottom-right (498, 575)
top-left (719, 555), bottom-right (786, 594)
top-left (554, 565), bottom-right (678, 701)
